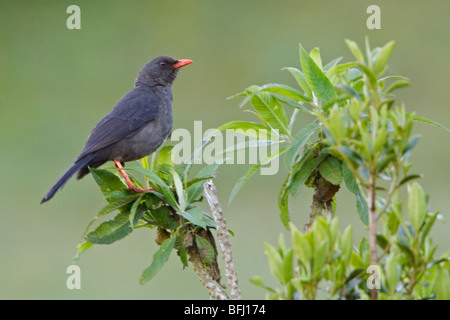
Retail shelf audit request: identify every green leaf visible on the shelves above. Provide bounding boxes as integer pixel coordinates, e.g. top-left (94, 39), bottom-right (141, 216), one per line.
top-left (402, 135), bottom-right (420, 155)
top-left (178, 247), bottom-right (189, 267)
top-left (270, 92), bottom-right (312, 114)
top-left (285, 122), bottom-right (319, 169)
top-left (356, 193), bottom-right (369, 226)
top-left (250, 92), bottom-right (290, 136)
top-left (217, 121), bottom-right (271, 139)
top-left (313, 240), bottom-right (328, 275)
top-left (385, 253), bottom-right (401, 293)
top-left (373, 41), bottom-right (395, 76)
top-left (342, 162), bottom-right (359, 194)
top-left (197, 162), bottom-right (220, 180)
top-left (195, 235), bottom-right (216, 265)
top-left (329, 217), bottom-right (340, 248)
top-left (342, 84), bottom-right (362, 102)
top-left (365, 37), bottom-right (373, 68)
top-left (260, 83), bottom-right (311, 103)
top-left (435, 268), bottom-right (450, 300)
top-left (229, 146), bottom-right (287, 204)
top-left (359, 237), bottom-right (370, 265)
top-left (178, 206), bottom-right (206, 229)
top-left (282, 249), bottom-right (294, 285)
top-left (186, 176), bottom-right (214, 190)
top-left (187, 163), bottom-right (220, 203)
top-left (345, 268), bottom-right (365, 285)
top-left (249, 275), bottom-right (277, 293)
top-left (171, 168), bottom-right (187, 211)
top-left (282, 67), bottom-right (313, 98)
top-left (345, 39), bottom-right (365, 63)
top-left (215, 135), bottom-right (280, 162)
top-left (186, 179), bottom-right (211, 204)
top-left (86, 213), bottom-right (134, 245)
top-left (407, 182), bottom-right (427, 231)
top-left (128, 195), bottom-right (144, 227)
top-left (291, 225), bottom-right (312, 266)
top-left (350, 252), bottom-right (365, 269)
top-left (385, 79), bottom-right (410, 94)
top-left (97, 194), bottom-right (140, 216)
top-left (147, 199), bottom-right (178, 230)
top-left (336, 146), bottom-right (365, 166)
top-left (356, 63), bottom-right (377, 89)
top-left (373, 126), bottom-right (388, 156)
top-left (127, 166), bottom-right (179, 210)
top-left (379, 75), bottom-right (409, 82)
top-left (279, 175), bottom-right (291, 229)
top-left (309, 47), bottom-right (322, 69)
top-left (318, 156), bottom-right (343, 185)
top-left (376, 152), bottom-right (396, 173)
top-left (412, 115), bottom-right (450, 132)
top-left (75, 241), bottom-right (94, 258)
top-left (341, 225), bottom-right (353, 266)
top-left (299, 44), bottom-right (336, 102)
top-left (227, 90), bottom-right (248, 100)
top-left (178, 134), bottom-right (216, 179)
top-left (140, 237), bottom-right (175, 284)
top-left (288, 109), bottom-right (300, 131)
top-left (141, 155), bottom-right (150, 170)
top-left (347, 68), bottom-right (363, 82)
top-left (90, 168), bottom-right (126, 202)
top-left (323, 56), bottom-right (343, 72)
top-left (243, 109), bottom-right (270, 127)
top-left (289, 154), bottom-right (326, 197)
top-left (155, 145), bottom-right (174, 168)
top-left (397, 224), bottom-right (415, 250)
top-left (398, 174), bottom-right (422, 188)
top-left (312, 217), bottom-right (329, 244)
top-left (264, 242), bottom-right (284, 285)
top-left (326, 62), bottom-right (358, 80)
top-left (420, 212), bottom-right (439, 247)
top-left (229, 163), bottom-right (260, 203)
top-left (278, 233), bottom-right (287, 254)
top-left (376, 234), bottom-right (389, 250)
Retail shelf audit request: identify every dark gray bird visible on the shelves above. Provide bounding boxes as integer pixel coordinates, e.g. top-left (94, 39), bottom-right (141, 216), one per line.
top-left (41, 56), bottom-right (193, 204)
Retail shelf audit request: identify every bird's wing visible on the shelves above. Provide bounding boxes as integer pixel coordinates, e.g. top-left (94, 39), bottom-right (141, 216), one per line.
top-left (78, 89), bottom-right (161, 157)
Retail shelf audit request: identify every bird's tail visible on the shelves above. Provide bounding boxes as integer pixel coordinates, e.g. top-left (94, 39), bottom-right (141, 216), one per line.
top-left (40, 155), bottom-right (92, 204)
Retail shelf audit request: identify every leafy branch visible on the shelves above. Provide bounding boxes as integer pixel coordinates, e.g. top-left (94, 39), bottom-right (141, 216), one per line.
top-left (223, 38), bottom-right (450, 300)
top-left (75, 145), bottom-right (239, 299)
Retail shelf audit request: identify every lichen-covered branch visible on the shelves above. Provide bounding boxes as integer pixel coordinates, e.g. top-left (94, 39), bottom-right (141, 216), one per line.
top-left (203, 180), bottom-right (242, 300)
top-left (189, 247), bottom-right (228, 300)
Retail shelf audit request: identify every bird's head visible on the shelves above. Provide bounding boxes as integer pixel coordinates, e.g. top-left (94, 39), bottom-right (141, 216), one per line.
top-left (136, 56), bottom-right (193, 87)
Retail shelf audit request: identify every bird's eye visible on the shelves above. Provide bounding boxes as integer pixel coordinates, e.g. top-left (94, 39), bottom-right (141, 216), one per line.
top-left (160, 62), bottom-right (167, 67)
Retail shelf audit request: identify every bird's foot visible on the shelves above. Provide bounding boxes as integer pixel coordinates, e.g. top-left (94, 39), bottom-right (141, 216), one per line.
top-left (113, 159), bottom-right (153, 193)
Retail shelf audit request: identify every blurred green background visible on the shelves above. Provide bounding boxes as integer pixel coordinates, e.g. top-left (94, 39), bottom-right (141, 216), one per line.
top-left (1, 0), bottom-right (449, 299)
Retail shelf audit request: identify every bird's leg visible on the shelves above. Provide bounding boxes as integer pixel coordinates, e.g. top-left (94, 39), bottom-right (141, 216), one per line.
top-left (113, 159), bottom-right (153, 193)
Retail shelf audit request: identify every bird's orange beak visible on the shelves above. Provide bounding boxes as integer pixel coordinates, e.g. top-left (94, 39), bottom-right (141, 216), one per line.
top-left (173, 59), bottom-right (193, 68)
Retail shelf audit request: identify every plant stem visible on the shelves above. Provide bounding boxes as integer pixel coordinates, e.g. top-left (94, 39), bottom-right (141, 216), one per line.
top-left (203, 180), bottom-right (242, 300)
top-left (305, 175), bottom-right (339, 231)
top-left (306, 195), bottom-right (323, 231)
top-left (406, 270), bottom-right (417, 297)
top-left (367, 172), bottom-right (378, 300)
top-left (376, 165), bottom-right (398, 222)
top-left (189, 250), bottom-right (228, 300)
